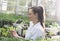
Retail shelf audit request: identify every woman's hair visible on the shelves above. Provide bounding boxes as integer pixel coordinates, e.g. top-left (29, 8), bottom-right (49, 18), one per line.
top-left (28, 6), bottom-right (45, 28)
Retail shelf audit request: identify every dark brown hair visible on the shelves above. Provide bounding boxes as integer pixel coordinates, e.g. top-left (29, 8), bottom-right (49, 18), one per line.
top-left (29, 6), bottom-right (44, 28)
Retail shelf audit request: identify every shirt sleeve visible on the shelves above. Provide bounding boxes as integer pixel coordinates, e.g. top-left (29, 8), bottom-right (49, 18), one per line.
top-left (25, 28), bottom-right (44, 40)
top-left (25, 28), bottom-right (36, 40)
top-left (30, 29), bottom-right (43, 40)
top-left (25, 28), bottom-right (32, 39)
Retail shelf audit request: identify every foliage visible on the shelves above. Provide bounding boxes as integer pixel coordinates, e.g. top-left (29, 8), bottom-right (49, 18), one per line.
top-left (0, 13), bottom-right (29, 22)
top-left (49, 22), bottom-right (59, 28)
top-left (45, 21), bottom-right (59, 28)
top-left (0, 13), bottom-right (29, 37)
top-left (0, 26), bottom-right (15, 37)
top-left (0, 37), bottom-right (60, 41)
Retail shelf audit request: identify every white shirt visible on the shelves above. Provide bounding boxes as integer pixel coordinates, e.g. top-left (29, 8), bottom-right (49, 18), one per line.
top-left (25, 21), bottom-right (45, 40)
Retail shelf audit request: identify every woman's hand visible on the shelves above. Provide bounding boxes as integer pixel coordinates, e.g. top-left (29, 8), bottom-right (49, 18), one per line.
top-left (10, 30), bottom-right (19, 38)
top-left (10, 30), bottom-right (24, 39)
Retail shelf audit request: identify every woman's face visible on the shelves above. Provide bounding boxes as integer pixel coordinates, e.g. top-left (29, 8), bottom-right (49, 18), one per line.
top-left (28, 9), bottom-right (38, 21)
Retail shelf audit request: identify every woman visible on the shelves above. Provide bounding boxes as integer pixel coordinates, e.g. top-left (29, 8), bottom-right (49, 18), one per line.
top-left (25, 6), bottom-right (45, 40)
top-left (11, 6), bottom-right (45, 40)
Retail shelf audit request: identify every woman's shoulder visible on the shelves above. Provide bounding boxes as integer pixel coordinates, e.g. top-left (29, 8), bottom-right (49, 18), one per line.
top-left (34, 22), bottom-right (44, 31)
top-left (34, 22), bottom-right (42, 28)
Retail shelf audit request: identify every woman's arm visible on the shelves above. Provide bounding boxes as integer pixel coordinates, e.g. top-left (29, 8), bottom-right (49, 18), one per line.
top-left (10, 30), bottom-right (24, 39)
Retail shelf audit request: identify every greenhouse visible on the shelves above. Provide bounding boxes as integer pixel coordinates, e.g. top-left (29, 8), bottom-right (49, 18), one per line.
top-left (0, 0), bottom-right (60, 41)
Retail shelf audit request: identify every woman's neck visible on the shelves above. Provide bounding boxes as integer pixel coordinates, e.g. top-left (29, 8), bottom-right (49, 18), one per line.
top-left (32, 20), bottom-right (39, 25)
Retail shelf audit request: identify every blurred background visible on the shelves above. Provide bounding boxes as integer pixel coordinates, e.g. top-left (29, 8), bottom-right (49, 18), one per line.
top-left (0, 0), bottom-right (60, 41)
top-left (0, 0), bottom-right (60, 24)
